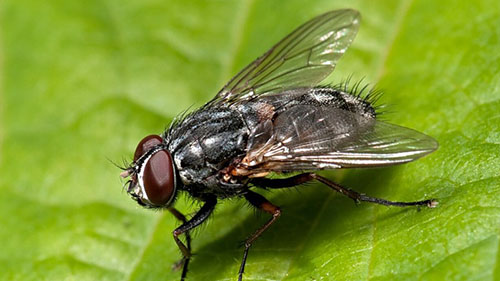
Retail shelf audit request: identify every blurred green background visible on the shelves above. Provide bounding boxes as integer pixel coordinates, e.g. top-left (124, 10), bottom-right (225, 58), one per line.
top-left (1, 0), bottom-right (499, 280)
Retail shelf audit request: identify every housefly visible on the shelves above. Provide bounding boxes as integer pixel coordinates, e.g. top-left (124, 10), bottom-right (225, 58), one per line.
top-left (120, 9), bottom-right (438, 281)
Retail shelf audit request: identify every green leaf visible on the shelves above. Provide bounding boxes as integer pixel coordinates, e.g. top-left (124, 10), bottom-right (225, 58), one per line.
top-left (1, 0), bottom-right (499, 281)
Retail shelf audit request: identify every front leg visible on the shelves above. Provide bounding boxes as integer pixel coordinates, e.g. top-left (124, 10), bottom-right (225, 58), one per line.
top-left (167, 207), bottom-right (192, 271)
top-left (172, 195), bottom-right (217, 281)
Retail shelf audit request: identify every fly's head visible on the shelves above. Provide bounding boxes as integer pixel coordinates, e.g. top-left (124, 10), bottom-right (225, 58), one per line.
top-left (120, 135), bottom-right (177, 208)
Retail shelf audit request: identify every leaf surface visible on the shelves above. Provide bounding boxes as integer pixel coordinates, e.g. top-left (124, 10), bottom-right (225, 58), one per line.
top-left (1, 0), bottom-right (499, 280)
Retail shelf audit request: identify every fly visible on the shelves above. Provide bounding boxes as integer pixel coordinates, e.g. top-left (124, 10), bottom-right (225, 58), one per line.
top-left (120, 9), bottom-right (438, 281)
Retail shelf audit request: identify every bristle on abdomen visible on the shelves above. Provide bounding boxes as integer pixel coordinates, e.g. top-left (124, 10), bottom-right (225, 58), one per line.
top-left (302, 82), bottom-right (380, 119)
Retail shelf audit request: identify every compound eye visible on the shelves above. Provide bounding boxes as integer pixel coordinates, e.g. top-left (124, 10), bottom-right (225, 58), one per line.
top-left (134, 135), bottom-right (163, 161)
top-left (142, 150), bottom-right (176, 206)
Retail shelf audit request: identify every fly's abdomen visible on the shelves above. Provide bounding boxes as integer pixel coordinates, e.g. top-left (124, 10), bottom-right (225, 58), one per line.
top-left (259, 86), bottom-right (377, 119)
top-left (306, 87), bottom-right (377, 118)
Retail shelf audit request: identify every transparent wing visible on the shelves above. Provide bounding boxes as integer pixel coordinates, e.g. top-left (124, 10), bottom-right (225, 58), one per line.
top-left (240, 105), bottom-right (438, 174)
top-left (211, 9), bottom-right (360, 105)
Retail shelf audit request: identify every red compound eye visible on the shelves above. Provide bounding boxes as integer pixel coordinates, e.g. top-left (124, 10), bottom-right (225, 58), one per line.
top-left (134, 135), bottom-right (163, 161)
top-left (142, 149), bottom-right (176, 206)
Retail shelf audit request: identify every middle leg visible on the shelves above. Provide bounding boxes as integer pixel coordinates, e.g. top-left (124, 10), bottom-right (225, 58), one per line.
top-left (239, 191), bottom-right (281, 281)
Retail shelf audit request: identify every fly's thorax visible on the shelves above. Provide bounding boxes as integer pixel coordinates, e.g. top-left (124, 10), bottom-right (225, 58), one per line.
top-left (123, 135), bottom-right (178, 208)
top-left (164, 107), bottom-right (250, 197)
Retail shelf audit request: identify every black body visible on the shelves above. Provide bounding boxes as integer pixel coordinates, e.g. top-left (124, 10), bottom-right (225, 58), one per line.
top-left (121, 9), bottom-right (438, 281)
top-left (165, 87), bottom-right (374, 200)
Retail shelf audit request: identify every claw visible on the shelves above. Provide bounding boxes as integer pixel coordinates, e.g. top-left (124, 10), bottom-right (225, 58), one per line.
top-left (427, 199), bottom-right (439, 208)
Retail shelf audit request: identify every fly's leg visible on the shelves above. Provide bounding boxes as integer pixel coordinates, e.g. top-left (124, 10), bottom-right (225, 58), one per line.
top-left (167, 207), bottom-right (191, 271)
top-left (250, 173), bottom-right (314, 188)
top-left (239, 191), bottom-right (281, 281)
top-left (251, 173), bottom-right (437, 208)
top-left (171, 196), bottom-right (217, 281)
top-left (310, 173), bottom-right (438, 207)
